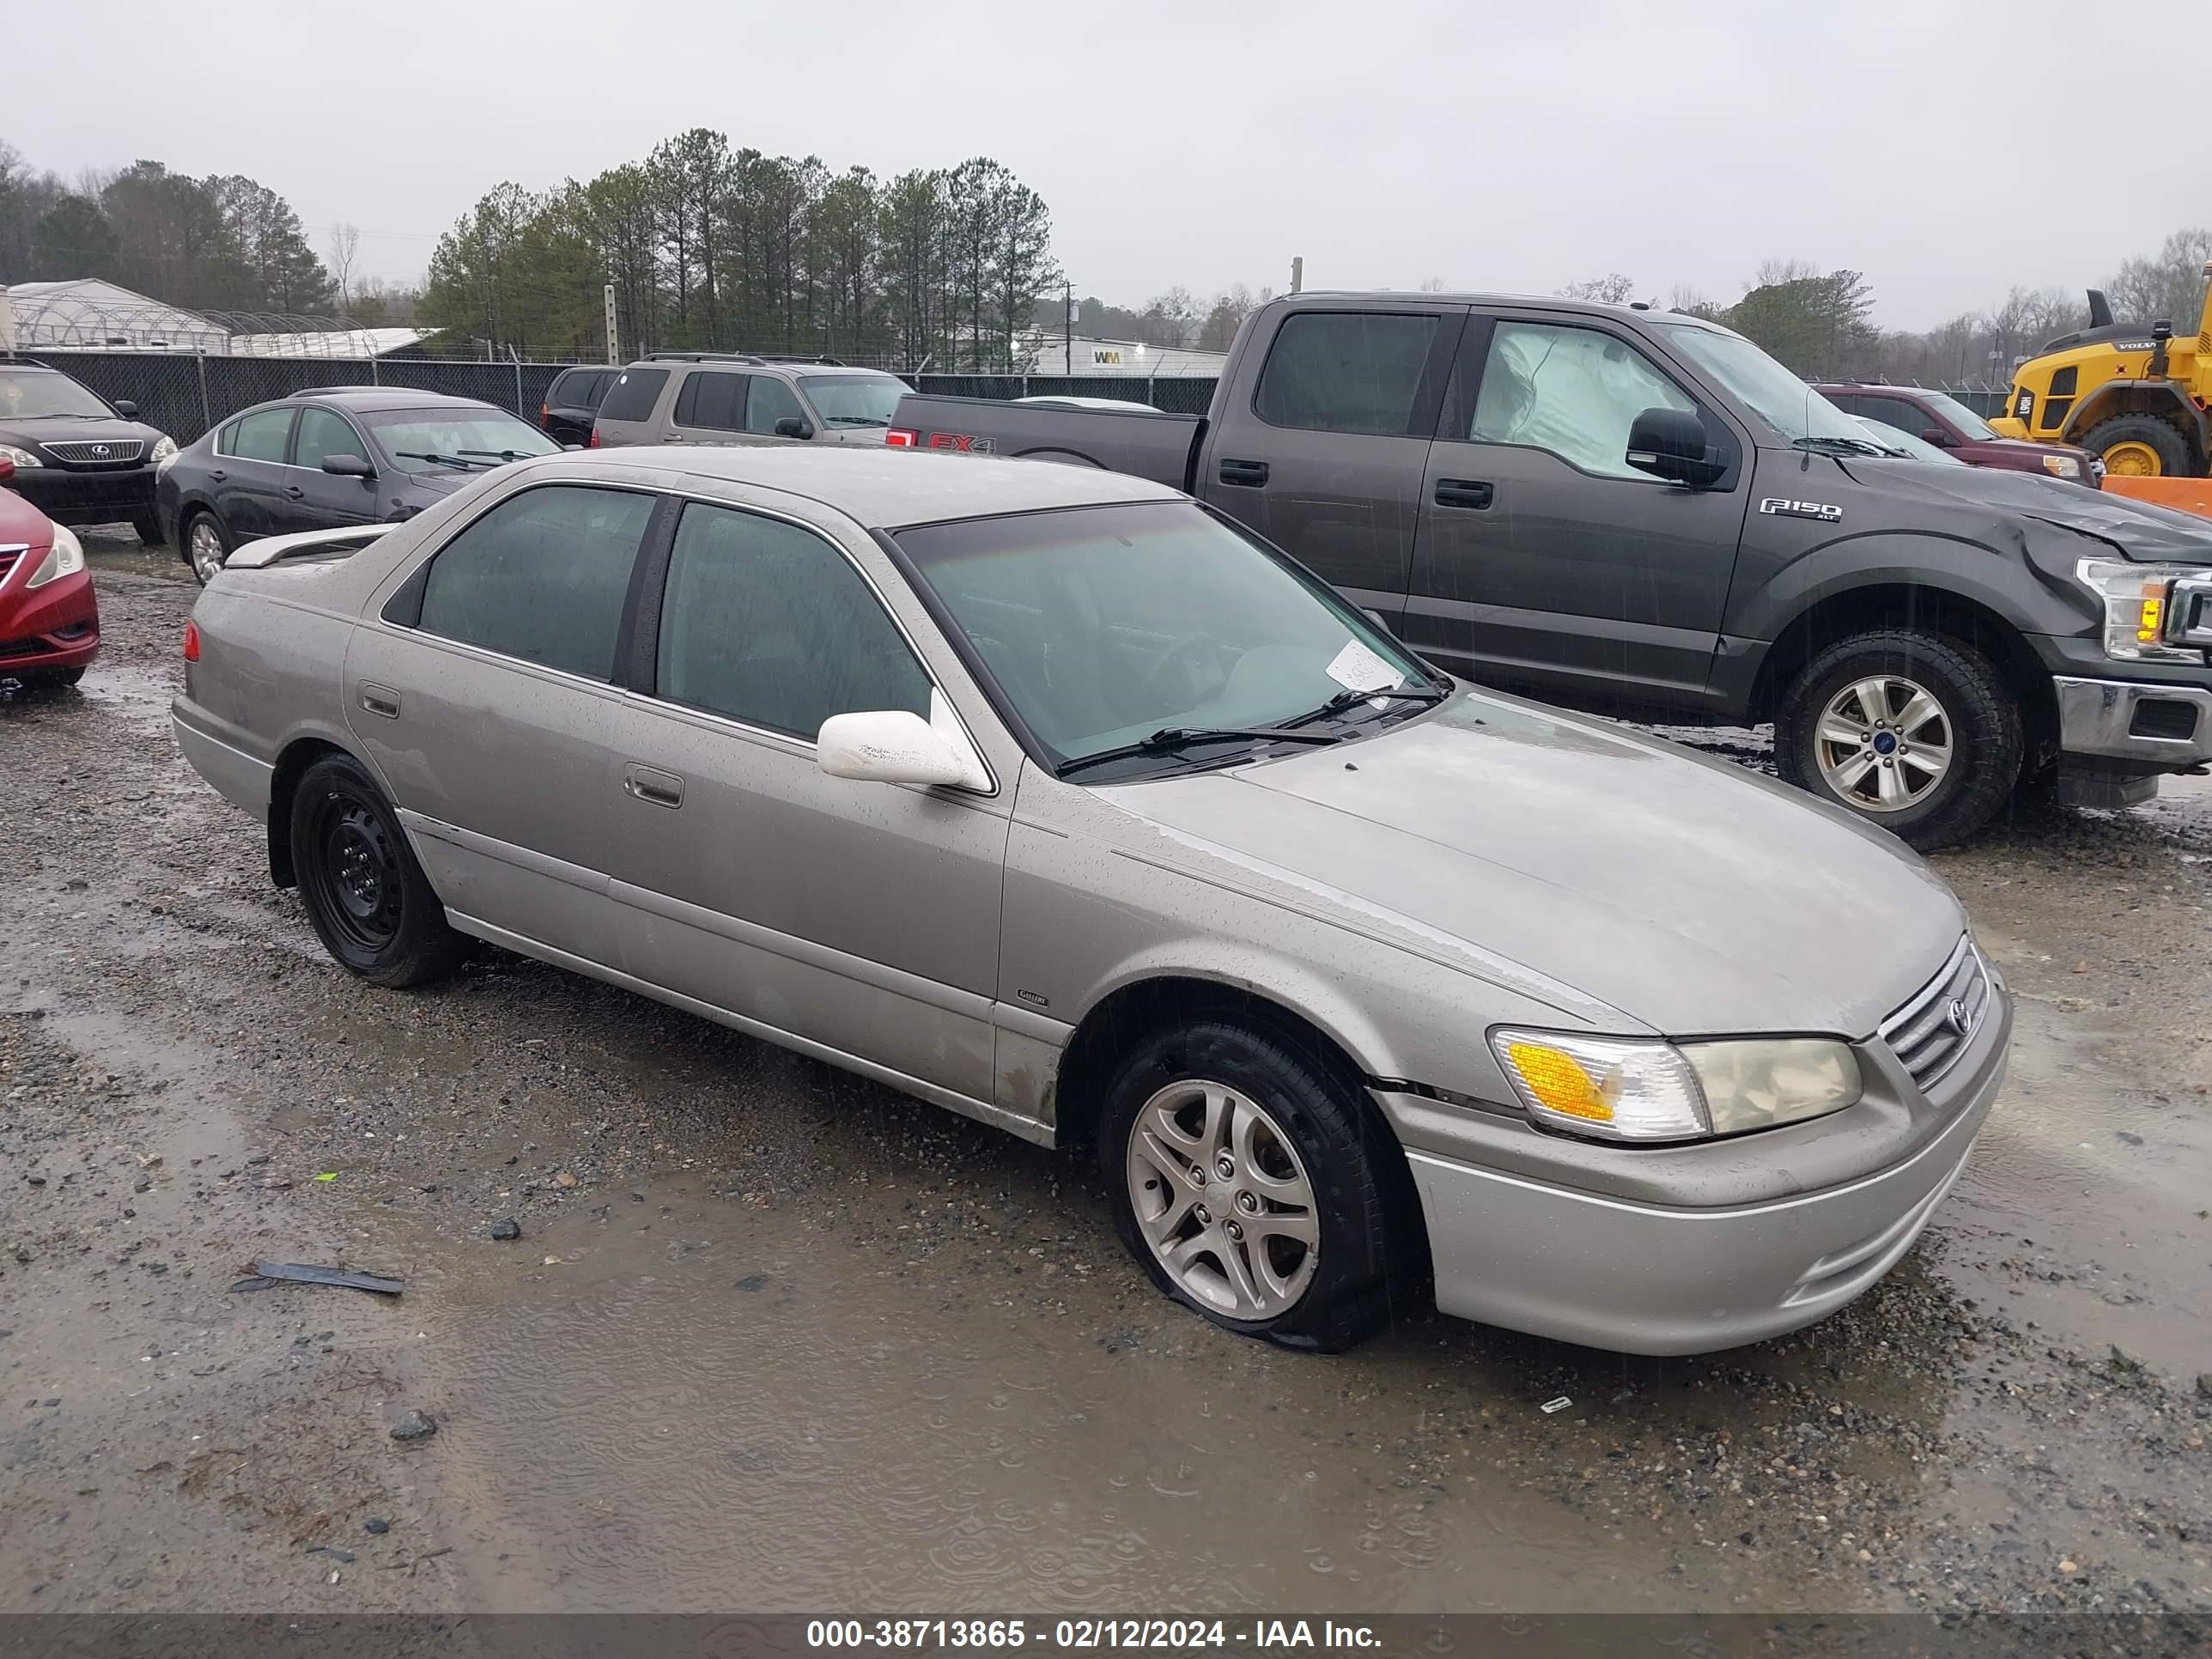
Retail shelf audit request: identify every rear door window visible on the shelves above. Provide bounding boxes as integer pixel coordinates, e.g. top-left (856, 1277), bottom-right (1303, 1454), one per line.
top-left (228, 407), bottom-right (296, 463)
top-left (598, 368), bottom-right (668, 423)
top-left (653, 501), bottom-right (930, 738)
top-left (415, 485), bottom-right (656, 680)
top-left (1252, 313), bottom-right (1439, 436)
top-left (681, 372), bottom-right (747, 432)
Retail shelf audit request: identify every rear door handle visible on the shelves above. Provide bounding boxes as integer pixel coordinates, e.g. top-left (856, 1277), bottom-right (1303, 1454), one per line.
top-left (1218, 459), bottom-right (1269, 487)
top-left (359, 684), bottom-right (401, 720)
top-left (623, 763), bottom-right (684, 809)
top-left (1434, 478), bottom-right (1494, 510)
top-left (207, 469), bottom-right (227, 483)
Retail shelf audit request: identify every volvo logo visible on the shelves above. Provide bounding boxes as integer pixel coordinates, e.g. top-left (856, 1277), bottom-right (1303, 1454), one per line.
top-left (91, 444), bottom-right (112, 459)
top-left (1947, 996), bottom-right (1974, 1038)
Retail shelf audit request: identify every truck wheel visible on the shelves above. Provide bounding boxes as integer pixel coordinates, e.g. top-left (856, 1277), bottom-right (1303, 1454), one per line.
top-left (1098, 1018), bottom-right (1409, 1352)
top-left (1774, 629), bottom-right (2021, 851)
top-left (2077, 414), bottom-right (2195, 478)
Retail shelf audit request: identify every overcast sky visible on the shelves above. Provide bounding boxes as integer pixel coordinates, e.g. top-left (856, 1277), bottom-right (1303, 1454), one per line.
top-left (10, 0), bottom-right (2202, 330)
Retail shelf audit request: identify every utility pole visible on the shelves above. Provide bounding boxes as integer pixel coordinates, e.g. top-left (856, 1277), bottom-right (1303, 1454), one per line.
top-left (604, 284), bottom-right (620, 366)
top-left (1290, 256), bottom-right (1304, 295)
top-left (1065, 279), bottom-right (1073, 376)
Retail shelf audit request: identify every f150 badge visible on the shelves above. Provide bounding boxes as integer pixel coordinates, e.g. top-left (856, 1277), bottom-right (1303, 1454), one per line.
top-left (1759, 497), bottom-right (1843, 522)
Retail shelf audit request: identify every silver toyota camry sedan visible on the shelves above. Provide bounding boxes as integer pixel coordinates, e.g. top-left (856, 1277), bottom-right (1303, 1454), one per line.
top-left (172, 447), bottom-right (2008, 1355)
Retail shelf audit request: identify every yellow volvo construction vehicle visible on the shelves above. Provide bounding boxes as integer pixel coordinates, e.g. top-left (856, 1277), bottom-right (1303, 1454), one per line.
top-left (1992, 261), bottom-right (2212, 478)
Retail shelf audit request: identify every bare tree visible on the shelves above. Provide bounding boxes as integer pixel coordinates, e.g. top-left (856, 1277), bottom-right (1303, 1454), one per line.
top-left (1557, 272), bottom-right (1636, 304)
top-left (327, 222), bottom-right (360, 313)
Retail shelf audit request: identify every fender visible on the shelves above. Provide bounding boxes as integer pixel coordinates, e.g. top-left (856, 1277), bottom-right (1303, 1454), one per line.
top-left (1727, 529), bottom-right (2091, 647)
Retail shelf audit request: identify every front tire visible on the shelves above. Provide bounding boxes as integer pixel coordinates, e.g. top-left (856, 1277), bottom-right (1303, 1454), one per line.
top-left (2077, 413), bottom-right (2195, 479)
top-left (289, 753), bottom-right (466, 988)
top-left (132, 510), bottom-right (165, 548)
top-left (1774, 629), bottom-right (2021, 850)
top-left (1098, 1019), bottom-right (1409, 1352)
top-left (183, 510), bottom-right (231, 585)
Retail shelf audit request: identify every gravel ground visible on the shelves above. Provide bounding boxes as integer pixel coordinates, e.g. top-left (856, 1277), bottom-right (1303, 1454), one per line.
top-left (2, 544), bottom-right (2209, 1627)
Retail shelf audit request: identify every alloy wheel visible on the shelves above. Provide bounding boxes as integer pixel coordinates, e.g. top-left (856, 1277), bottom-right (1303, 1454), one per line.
top-left (188, 518), bottom-right (227, 583)
top-left (1125, 1079), bottom-right (1319, 1319)
top-left (1814, 675), bottom-right (1954, 812)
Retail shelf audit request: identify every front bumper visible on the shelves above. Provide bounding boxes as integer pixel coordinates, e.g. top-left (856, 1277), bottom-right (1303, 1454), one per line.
top-left (1384, 983), bottom-right (2008, 1355)
top-left (12, 465), bottom-right (157, 526)
top-left (2053, 677), bottom-right (2212, 768)
top-left (0, 568), bottom-right (100, 674)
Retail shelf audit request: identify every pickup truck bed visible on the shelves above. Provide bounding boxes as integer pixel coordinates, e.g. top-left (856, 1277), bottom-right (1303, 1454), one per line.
top-left (890, 395), bottom-right (1203, 490)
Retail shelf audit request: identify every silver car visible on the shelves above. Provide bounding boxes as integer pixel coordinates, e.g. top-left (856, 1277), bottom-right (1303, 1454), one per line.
top-left (172, 448), bottom-right (2008, 1355)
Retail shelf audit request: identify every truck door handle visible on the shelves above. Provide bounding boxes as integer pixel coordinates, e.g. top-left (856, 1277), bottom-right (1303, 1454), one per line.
top-left (623, 763), bottom-right (684, 809)
top-left (1218, 459), bottom-right (1269, 487)
top-left (359, 684), bottom-right (402, 720)
top-left (1435, 478), bottom-right (1494, 510)
top-left (283, 485), bottom-right (305, 500)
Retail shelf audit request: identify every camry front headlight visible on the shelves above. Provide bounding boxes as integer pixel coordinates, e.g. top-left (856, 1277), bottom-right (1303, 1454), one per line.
top-left (150, 434), bottom-right (179, 471)
top-left (2076, 558), bottom-right (2204, 663)
top-left (0, 443), bottom-right (42, 469)
top-left (2041, 454), bottom-right (2082, 480)
top-left (25, 522), bottom-right (85, 589)
top-left (1489, 1029), bottom-right (1862, 1143)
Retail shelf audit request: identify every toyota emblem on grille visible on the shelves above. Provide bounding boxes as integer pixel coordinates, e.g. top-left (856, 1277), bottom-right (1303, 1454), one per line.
top-left (1947, 996), bottom-right (1974, 1037)
top-left (91, 444), bottom-right (111, 458)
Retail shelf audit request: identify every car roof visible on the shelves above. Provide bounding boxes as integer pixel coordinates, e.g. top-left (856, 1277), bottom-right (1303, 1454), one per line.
top-left (563, 445), bottom-right (1179, 529)
top-left (1817, 382), bottom-right (1937, 395)
top-left (289, 387), bottom-right (500, 412)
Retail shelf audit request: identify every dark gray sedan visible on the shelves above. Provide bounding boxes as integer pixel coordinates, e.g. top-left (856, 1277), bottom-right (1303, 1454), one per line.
top-left (171, 446), bottom-right (2008, 1355)
top-left (157, 388), bottom-right (562, 583)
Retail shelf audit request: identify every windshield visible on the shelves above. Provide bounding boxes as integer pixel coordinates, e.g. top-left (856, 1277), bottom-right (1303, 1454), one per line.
top-left (0, 369), bottom-right (115, 421)
top-left (1856, 418), bottom-right (1965, 465)
top-left (1649, 320), bottom-right (1869, 445)
top-left (359, 408), bottom-right (562, 473)
top-left (896, 501), bottom-right (1435, 776)
top-left (799, 374), bottom-right (907, 428)
top-left (1916, 389), bottom-right (1998, 441)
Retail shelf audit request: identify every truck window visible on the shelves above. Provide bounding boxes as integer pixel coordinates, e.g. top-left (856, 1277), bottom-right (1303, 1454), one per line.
top-left (1467, 322), bottom-right (1698, 480)
top-left (1253, 313), bottom-right (1437, 437)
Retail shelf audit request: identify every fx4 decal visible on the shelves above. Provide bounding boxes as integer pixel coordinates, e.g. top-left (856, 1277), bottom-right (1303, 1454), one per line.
top-left (1759, 497), bottom-right (1842, 523)
top-left (927, 431), bottom-right (995, 453)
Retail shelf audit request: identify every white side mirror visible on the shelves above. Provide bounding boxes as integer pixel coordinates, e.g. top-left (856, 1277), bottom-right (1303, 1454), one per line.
top-left (817, 710), bottom-right (971, 787)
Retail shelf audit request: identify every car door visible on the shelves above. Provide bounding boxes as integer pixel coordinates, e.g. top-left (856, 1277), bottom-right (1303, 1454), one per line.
top-left (1402, 313), bottom-right (1753, 708)
top-left (1198, 306), bottom-right (1460, 624)
top-left (274, 405), bottom-right (378, 534)
top-left (599, 495), bottom-right (1011, 1105)
top-left (343, 481), bottom-right (660, 966)
top-left (212, 406), bottom-right (299, 539)
top-left (660, 369), bottom-right (748, 446)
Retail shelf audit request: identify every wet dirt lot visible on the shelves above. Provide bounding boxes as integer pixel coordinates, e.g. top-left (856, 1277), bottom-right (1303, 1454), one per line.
top-left (3, 548), bottom-right (2209, 1621)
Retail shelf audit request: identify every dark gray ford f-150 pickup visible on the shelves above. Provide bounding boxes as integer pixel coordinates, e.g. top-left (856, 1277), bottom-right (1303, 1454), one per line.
top-left (890, 291), bottom-right (2212, 847)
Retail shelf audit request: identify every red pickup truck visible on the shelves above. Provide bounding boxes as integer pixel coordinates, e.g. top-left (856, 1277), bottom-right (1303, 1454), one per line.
top-left (1816, 383), bottom-right (2101, 486)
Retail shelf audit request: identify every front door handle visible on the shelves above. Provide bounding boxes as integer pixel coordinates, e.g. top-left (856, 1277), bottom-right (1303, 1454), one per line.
top-left (1434, 478), bottom-right (1494, 510)
top-left (623, 763), bottom-right (684, 809)
top-left (359, 684), bottom-right (401, 720)
top-left (1218, 458), bottom-right (1269, 487)
top-left (207, 469), bottom-right (227, 483)
top-left (283, 484), bottom-right (306, 500)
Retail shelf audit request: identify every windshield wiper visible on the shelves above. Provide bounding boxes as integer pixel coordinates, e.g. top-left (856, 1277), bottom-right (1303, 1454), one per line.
top-left (394, 450), bottom-right (493, 470)
top-left (1792, 434), bottom-right (1887, 458)
top-left (826, 416), bottom-right (890, 427)
top-left (1279, 682), bottom-right (1449, 730)
top-left (1057, 725), bottom-right (1342, 779)
top-left (453, 447), bottom-right (541, 461)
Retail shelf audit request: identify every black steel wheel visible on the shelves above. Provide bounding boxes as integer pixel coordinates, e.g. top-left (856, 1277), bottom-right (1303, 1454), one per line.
top-left (289, 752), bottom-right (466, 987)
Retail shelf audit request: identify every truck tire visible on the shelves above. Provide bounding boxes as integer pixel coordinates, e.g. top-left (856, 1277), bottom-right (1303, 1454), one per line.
top-left (1774, 629), bottom-right (2021, 851)
top-left (2076, 413), bottom-right (2196, 479)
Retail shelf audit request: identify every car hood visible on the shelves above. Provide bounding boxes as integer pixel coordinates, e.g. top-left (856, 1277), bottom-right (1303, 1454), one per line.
top-left (0, 485), bottom-right (55, 546)
top-left (0, 415), bottom-right (160, 457)
top-left (1099, 693), bottom-right (1965, 1038)
top-left (1840, 451), bottom-right (2212, 562)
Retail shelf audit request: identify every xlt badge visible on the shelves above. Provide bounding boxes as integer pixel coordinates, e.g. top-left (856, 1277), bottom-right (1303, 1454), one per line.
top-left (1759, 497), bottom-right (1842, 523)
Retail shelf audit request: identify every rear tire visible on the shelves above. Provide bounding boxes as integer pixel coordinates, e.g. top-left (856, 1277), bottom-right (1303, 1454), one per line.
top-left (289, 753), bottom-right (467, 988)
top-left (132, 511), bottom-right (165, 548)
top-left (2077, 413), bottom-right (2195, 479)
top-left (1774, 629), bottom-right (2021, 851)
top-left (1097, 1018), bottom-right (1411, 1352)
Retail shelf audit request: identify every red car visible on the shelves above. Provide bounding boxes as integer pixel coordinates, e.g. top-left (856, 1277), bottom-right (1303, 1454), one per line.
top-left (1817, 383), bottom-right (2103, 486)
top-left (0, 455), bottom-right (99, 687)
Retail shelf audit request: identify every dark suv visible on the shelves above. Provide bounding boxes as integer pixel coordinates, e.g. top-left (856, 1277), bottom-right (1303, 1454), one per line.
top-left (539, 366), bottom-right (620, 444)
top-left (1818, 384), bottom-right (2101, 486)
top-left (0, 361), bottom-right (175, 544)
